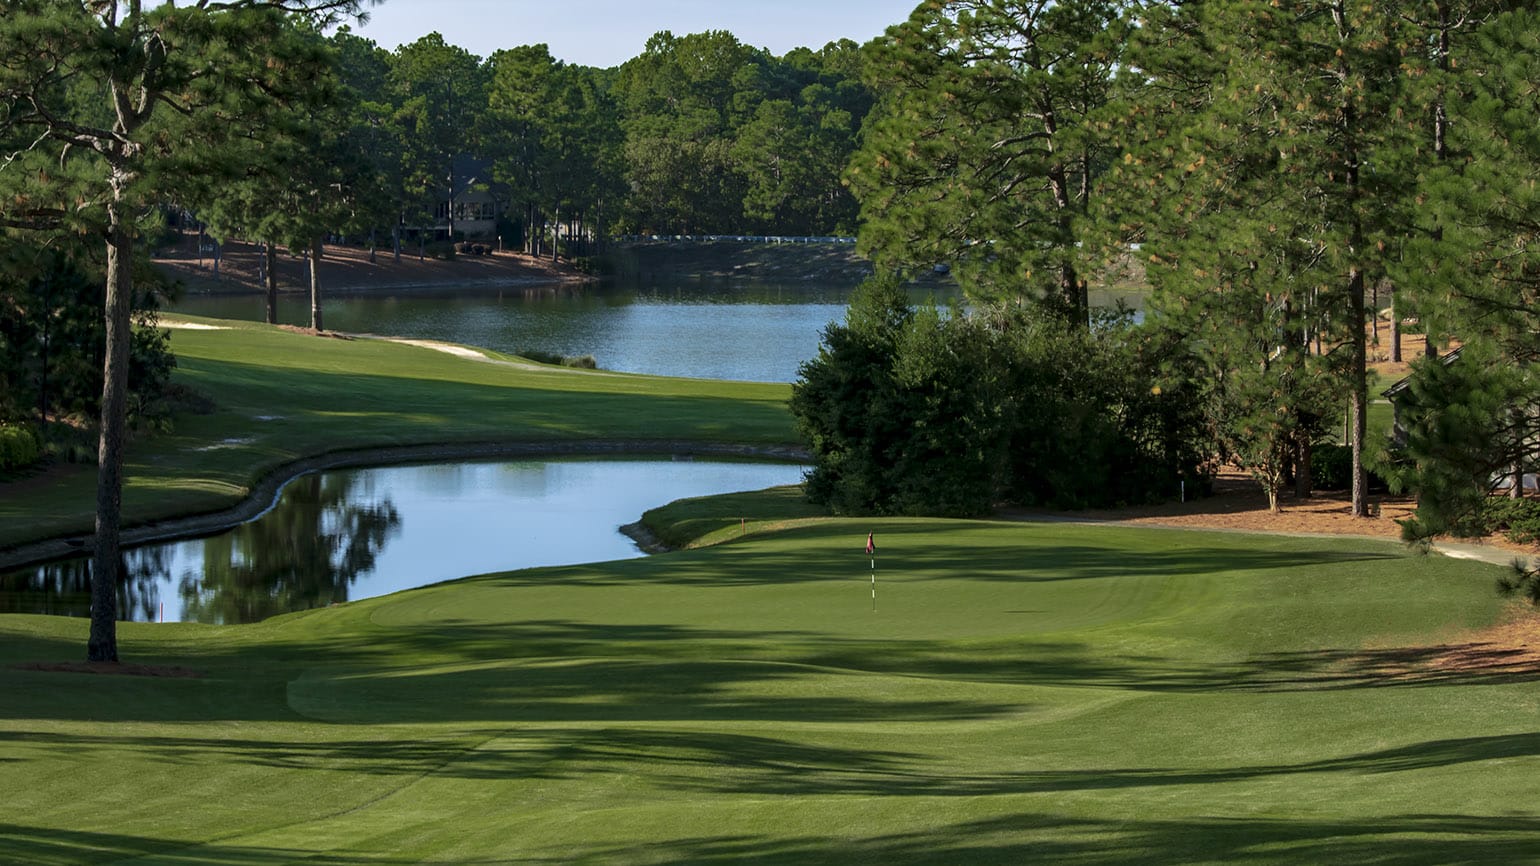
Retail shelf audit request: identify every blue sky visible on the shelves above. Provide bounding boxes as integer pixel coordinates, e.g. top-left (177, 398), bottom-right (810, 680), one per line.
top-left (351, 0), bottom-right (920, 66)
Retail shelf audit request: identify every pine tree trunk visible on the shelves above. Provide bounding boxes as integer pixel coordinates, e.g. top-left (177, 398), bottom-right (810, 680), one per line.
top-left (264, 241), bottom-right (279, 325)
top-left (1349, 264), bottom-right (1369, 517)
top-left (309, 238), bottom-right (324, 332)
top-left (1513, 409), bottom-right (1525, 499)
top-left (90, 185), bottom-right (133, 663)
top-left (1295, 436), bottom-right (1313, 500)
top-left (1389, 288), bottom-right (1402, 363)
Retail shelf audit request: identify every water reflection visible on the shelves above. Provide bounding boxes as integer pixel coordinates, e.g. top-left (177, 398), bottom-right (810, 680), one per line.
top-left (180, 473), bottom-right (401, 623)
top-left (1, 459), bottom-right (805, 624)
top-left (1, 473), bottom-right (399, 625)
top-left (0, 552), bottom-right (167, 623)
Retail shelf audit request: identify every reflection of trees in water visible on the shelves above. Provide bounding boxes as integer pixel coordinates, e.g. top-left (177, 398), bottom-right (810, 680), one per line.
top-left (0, 472), bottom-right (399, 624)
top-left (180, 473), bottom-right (401, 624)
top-left (0, 548), bottom-right (169, 621)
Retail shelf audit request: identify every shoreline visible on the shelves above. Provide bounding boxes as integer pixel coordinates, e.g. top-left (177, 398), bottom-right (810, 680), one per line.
top-left (153, 233), bottom-right (592, 297)
top-left (0, 439), bottom-right (809, 572)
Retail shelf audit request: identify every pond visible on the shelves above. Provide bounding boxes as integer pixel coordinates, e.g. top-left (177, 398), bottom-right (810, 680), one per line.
top-left (0, 458), bottom-right (807, 624)
top-left (169, 278), bottom-right (1145, 383)
top-left (170, 281), bottom-right (857, 383)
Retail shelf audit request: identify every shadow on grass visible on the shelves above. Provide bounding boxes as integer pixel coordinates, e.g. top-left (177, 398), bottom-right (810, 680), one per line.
top-left (7, 710), bottom-right (1539, 797)
top-left (474, 535), bottom-right (1402, 589)
top-left (0, 822), bottom-right (411, 865)
top-left (546, 812), bottom-right (1540, 866)
top-left (6, 810), bottom-right (1540, 865)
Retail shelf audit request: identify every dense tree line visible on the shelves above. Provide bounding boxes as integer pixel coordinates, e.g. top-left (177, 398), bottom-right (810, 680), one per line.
top-left (188, 24), bottom-right (875, 278)
top-left (813, 0), bottom-right (1540, 543)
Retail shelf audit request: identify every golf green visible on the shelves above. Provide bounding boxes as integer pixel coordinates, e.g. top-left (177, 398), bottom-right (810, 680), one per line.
top-left (3, 502), bottom-right (1536, 864)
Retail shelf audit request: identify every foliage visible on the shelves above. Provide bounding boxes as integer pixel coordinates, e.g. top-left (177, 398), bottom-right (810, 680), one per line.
top-left (612, 31), bottom-right (870, 236)
top-left (0, 423), bottom-right (40, 472)
top-left (849, 0), bottom-right (1126, 314)
top-left (1387, 341), bottom-right (1540, 543)
top-left (1006, 310), bottom-right (1213, 509)
top-left (790, 277), bottom-right (915, 514)
top-left (1468, 497), bottom-right (1540, 546)
top-left (1386, 9), bottom-right (1540, 546)
top-left (0, 245), bottom-right (176, 432)
top-left (518, 348), bottom-right (599, 369)
top-left (1109, 0), bottom-right (1409, 515)
top-left (0, 0), bottom-right (374, 662)
top-left (792, 279), bottom-right (1210, 516)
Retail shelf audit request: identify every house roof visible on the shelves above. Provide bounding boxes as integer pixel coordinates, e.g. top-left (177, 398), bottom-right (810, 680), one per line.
top-left (1382, 345), bottom-right (1464, 399)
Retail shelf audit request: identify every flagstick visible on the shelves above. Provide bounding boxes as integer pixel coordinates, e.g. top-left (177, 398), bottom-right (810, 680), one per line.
top-left (870, 556), bottom-right (876, 612)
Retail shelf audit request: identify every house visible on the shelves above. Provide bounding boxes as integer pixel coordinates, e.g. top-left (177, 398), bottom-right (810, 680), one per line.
top-left (1381, 346), bottom-right (1462, 447)
top-left (1383, 346), bottom-right (1539, 493)
top-left (425, 154), bottom-right (499, 241)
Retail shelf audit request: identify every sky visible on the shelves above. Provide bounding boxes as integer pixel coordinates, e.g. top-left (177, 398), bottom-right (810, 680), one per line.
top-left (350, 0), bottom-right (920, 67)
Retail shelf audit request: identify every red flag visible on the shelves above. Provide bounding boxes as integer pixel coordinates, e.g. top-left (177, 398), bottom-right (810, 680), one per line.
top-left (865, 532), bottom-right (875, 556)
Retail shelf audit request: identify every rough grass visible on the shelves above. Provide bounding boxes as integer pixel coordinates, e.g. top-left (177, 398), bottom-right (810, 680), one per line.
top-left (3, 486), bottom-right (1536, 865)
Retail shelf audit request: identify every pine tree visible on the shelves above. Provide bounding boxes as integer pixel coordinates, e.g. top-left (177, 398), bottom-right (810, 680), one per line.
top-left (0, 0), bottom-right (373, 662)
top-left (1390, 8), bottom-right (1540, 548)
top-left (1114, 0), bottom-right (1404, 515)
top-left (848, 0), bottom-right (1127, 318)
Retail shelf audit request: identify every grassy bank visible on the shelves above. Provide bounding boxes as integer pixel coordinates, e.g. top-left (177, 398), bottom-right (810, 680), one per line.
top-left (0, 318), bottom-right (797, 552)
top-left (2, 486), bottom-right (1534, 863)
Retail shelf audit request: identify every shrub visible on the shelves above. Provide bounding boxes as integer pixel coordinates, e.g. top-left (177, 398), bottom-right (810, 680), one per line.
top-left (519, 348), bottom-right (599, 369)
top-left (0, 424), bottom-right (41, 471)
top-left (1312, 443), bottom-right (1390, 492)
top-left (791, 279), bottom-right (1211, 516)
top-left (1312, 444), bottom-right (1353, 490)
top-left (1471, 497), bottom-right (1540, 545)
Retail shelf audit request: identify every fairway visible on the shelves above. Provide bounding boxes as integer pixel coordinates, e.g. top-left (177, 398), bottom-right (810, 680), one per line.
top-left (4, 500), bottom-right (1538, 864)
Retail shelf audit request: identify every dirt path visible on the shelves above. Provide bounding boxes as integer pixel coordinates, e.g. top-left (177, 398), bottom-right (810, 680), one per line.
top-left (1008, 472), bottom-right (1534, 570)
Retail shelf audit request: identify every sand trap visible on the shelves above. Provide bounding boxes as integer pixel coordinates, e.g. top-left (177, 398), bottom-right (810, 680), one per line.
top-left (161, 320), bottom-right (229, 330)
top-left (390, 338), bottom-right (491, 361)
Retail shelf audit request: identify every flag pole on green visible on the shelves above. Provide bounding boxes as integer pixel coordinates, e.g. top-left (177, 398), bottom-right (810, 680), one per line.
top-left (866, 531), bottom-right (876, 611)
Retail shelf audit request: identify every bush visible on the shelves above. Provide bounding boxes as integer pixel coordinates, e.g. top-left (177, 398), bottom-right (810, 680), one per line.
top-left (519, 348), bottom-right (599, 369)
top-left (1471, 497), bottom-right (1540, 545)
top-left (790, 279), bottom-right (1212, 516)
top-left (1312, 444), bottom-right (1390, 492)
top-left (0, 424), bottom-right (41, 471)
top-left (1312, 444), bottom-right (1353, 490)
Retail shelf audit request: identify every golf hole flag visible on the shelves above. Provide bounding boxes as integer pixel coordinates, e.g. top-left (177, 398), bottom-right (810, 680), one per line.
top-left (865, 532), bottom-right (877, 611)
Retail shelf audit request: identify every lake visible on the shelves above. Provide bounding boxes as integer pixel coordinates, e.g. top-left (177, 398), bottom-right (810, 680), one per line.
top-left (167, 278), bottom-right (1144, 382)
top-left (0, 458), bottom-right (807, 624)
top-left (170, 281), bottom-right (858, 383)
